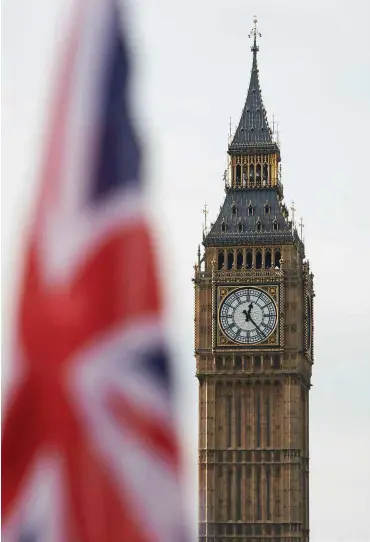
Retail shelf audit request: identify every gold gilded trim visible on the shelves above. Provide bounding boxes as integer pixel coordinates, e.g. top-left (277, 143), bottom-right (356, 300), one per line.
top-left (217, 285), bottom-right (279, 347)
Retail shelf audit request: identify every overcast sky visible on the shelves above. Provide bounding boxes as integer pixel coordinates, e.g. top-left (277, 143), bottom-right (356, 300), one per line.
top-left (2, 1), bottom-right (370, 541)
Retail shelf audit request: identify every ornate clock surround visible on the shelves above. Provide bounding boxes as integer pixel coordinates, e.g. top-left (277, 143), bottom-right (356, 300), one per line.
top-left (211, 268), bottom-right (285, 352)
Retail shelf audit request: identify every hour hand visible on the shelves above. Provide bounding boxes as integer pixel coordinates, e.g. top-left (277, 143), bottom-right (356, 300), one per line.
top-left (242, 309), bottom-right (250, 322)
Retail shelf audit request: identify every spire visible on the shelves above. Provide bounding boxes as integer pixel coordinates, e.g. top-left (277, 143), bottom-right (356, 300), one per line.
top-left (229, 16), bottom-right (277, 153)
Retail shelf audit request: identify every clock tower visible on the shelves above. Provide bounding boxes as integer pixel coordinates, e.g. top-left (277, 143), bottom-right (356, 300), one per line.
top-left (194, 18), bottom-right (314, 542)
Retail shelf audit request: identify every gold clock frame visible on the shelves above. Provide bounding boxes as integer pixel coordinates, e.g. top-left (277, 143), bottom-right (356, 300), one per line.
top-left (217, 285), bottom-right (279, 346)
top-left (212, 280), bottom-right (285, 352)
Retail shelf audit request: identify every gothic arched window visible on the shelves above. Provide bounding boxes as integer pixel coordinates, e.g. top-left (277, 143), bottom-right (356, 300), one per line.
top-left (256, 164), bottom-right (261, 186)
top-left (237, 250), bottom-right (243, 269)
top-left (227, 251), bottom-right (234, 270)
top-left (246, 250), bottom-right (253, 269)
top-left (242, 165), bottom-right (247, 186)
top-left (274, 249), bottom-right (281, 268)
top-left (236, 164), bottom-right (241, 186)
top-left (265, 250), bottom-right (272, 269)
top-left (218, 250), bottom-right (224, 270)
top-left (256, 250), bottom-right (262, 269)
top-left (249, 164), bottom-right (255, 185)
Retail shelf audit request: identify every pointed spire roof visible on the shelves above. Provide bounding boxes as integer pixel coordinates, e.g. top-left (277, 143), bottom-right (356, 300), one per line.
top-left (229, 17), bottom-right (278, 155)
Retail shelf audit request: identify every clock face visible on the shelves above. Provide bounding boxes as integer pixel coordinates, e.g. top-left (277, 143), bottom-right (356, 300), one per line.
top-left (219, 287), bottom-right (278, 345)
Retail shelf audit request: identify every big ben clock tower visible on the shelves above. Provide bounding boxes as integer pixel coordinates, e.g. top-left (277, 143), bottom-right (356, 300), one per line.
top-left (194, 18), bottom-right (314, 542)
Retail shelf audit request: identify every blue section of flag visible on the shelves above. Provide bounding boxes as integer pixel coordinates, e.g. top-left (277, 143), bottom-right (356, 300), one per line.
top-left (17, 532), bottom-right (38, 542)
top-left (142, 348), bottom-right (172, 389)
top-left (92, 7), bottom-right (141, 200)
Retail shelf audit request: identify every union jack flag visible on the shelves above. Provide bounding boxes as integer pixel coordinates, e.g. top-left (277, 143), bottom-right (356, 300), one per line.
top-left (2, 1), bottom-right (189, 540)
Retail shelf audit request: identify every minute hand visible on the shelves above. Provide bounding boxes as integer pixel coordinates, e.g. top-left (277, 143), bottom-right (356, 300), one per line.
top-left (249, 316), bottom-right (264, 337)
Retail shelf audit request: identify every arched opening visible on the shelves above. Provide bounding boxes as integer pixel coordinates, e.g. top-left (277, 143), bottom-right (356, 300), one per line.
top-left (264, 204), bottom-right (270, 215)
top-left (264, 355), bottom-right (271, 370)
top-left (256, 250), bottom-right (262, 269)
top-left (227, 251), bottom-right (234, 270)
top-left (235, 355), bottom-right (242, 369)
top-left (248, 204), bottom-right (254, 216)
top-left (235, 164), bottom-right (241, 186)
top-left (249, 164), bottom-right (255, 185)
top-left (246, 250), bottom-right (253, 269)
top-left (265, 250), bottom-right (272, 269)
top-left (274, 249), bottom-right (281, 268)
top-left (263, 163), bottom-right (268, 184)
top-left (218, 250), bottom-right (224, 270)
top-left (273, 220), bottom-right (278, 231)
top-left (238, 221), bottom-right (243, 233)
top-left (232, 204), bottom-right (237, 215)
top-left (237, 250), bottom-right (243, 269)
top-left (221, 221), bottom-right (226, 233)
top-left (254, 355), bottom-right (261, 369)
top-left (256, 164), bottom-right (261, 186)
top-left (242, 165), bottom-right (247, 186)
top-left (256, 221), bottom-right (262, 232)
top-left (273, 355), bottom-right (281, 369)
top-left (216, 357), bottom-right (224, 370)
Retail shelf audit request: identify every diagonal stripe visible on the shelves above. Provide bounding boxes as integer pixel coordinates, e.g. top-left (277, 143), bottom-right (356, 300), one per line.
top-left (2, 0), bottom-right (190, 539)
top-left (2, 380), bottom-right (42, 518)
top-left (20, 225), bottom-right (160, 373)
top-left (107, 393), bottom-right (180, 467)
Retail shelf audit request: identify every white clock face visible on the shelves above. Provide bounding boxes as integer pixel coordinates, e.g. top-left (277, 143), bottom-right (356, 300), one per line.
top-left (219, 287), bottom-right (278, 345)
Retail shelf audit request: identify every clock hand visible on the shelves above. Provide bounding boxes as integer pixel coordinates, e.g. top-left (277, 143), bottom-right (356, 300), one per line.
top-left (242, 309), bottom-right (250, 322)
top-left (243, 303), bottom-right (254, 322)
top-left (249, 316), bottom-right (264, 337)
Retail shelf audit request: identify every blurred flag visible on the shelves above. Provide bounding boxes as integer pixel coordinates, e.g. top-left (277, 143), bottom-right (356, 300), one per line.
top-left (2, 1), bottom-right (189, 540)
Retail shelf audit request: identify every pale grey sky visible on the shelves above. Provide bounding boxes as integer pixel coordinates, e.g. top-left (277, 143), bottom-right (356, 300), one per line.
top-left (2, 1), bottom-right (370, 541)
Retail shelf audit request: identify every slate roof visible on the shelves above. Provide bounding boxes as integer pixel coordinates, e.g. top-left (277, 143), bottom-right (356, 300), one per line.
top-left (229, 39), bottom-right (279, 155)
top-left (204, 188), bottom-right (303, 251)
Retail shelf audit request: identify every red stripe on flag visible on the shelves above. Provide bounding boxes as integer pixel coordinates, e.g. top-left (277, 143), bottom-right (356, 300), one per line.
top-left (2, 223), bottom-right (163, 522)
top-left (21, 224), bottom-right (161, 373)
top-left (64, 414), bottom-right (150, 542)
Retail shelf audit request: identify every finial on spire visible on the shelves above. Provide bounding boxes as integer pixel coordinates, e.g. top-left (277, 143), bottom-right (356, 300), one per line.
top-left (249, 15), bottom-right (261, 54)
top-left (290, 201), bottom-right (296, 233)
top-left (203, 203), bottom-right (208, 233)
